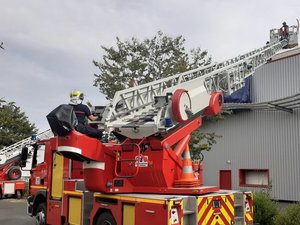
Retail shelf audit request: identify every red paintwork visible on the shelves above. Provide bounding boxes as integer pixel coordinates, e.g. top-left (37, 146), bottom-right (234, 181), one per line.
top-left (172, 89), bottom-right (191, 123)
top-left (15, 181), bottom-right (25, 189)
top-left (29, 140), bottom-right (51, 195)
top-left (71, 161), bottom-right (83, 178)
top-left (90, 195), bottom-right (184, 225)
top-left (0, 180), bottom-right (25, 195)
top-left (58, 131), bottom-right (108, 162)
top-left (57, 115), bottom-right (219, 195)
top-left (0, 159), bottom-right (20, 180)
top-left (135, 201), bottom-right (169, 224)
top-left (0, 149), bottom-right (26, 197)
top-left (43, 138), bottom-right (58, 225)
top-left (47, 200), bottom-right (62, 225)
top-left (203, 92), bottom-right (223, 116)
top-left (219, 170), bottom-right (232, 190)
top-left (28, 137), bottom-right (85, 225)
top-left (27, 91), bottom-right (230, 225)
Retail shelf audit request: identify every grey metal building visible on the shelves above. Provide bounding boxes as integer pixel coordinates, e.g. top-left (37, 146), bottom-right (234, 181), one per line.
top-left (200, 47), bottom-right (300, 202)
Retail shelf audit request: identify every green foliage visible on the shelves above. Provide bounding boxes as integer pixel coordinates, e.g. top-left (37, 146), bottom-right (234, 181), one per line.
top-left (253, 191), bottom-right (279, 225)
top-left (274, 204), bottom-right (300, 225)
top-left (93, 31), bottom-right (211, 99)
top-left (93, 32), bottom-right (220, 155)
top-left (0, 99), bottom-right (37, 148)
top-left (189, 130), bottom-right (221, 161)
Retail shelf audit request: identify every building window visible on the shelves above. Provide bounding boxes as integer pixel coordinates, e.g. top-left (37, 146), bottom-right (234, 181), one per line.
top-left (239, 169), bottom-right (270, 188)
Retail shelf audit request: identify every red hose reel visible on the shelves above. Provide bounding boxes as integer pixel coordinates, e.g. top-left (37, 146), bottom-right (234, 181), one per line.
top-left (172, 89), bottom-right (223, 123)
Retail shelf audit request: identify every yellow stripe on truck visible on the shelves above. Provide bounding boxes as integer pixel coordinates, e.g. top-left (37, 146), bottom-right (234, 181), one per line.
top-left (94, 193), bottom-right (165, 205)
top-left (198, 194), bottom-right (235, 225)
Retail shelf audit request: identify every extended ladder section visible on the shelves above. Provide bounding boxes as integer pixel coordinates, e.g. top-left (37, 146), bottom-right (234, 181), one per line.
top-left (99, 28), bottom-right (297, 139)
top-left (101, 40), bottom-right (288, 139)
top-left (0, 129), bottom-right (53, 166)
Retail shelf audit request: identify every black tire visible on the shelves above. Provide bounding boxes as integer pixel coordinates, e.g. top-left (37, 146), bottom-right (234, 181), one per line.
top-left (35, 203), bottom-right (47, 225)
top-left (15, 190), bottom-right (22, 199)
top-left (96, 212), bottom-right (116, 225)
top-left (7, 166), bottom-right (22, 180)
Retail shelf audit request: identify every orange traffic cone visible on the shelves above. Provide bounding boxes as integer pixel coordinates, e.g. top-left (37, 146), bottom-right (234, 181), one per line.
top-left (174, 145), bottom-right (201, 188)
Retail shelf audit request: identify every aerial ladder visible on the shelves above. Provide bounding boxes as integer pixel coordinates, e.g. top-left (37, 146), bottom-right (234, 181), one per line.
top-left (35, 24), bottom-right (299, 225)
top-left (0, 129), bottom-right (52, 198)
top-left (99, 38), bottom-right (286, 139)
top-left (93, 21), bottom-right (299, 140)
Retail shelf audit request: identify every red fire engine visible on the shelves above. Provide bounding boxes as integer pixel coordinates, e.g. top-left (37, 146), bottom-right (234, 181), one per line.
top-left (0, 129), bottom-right (52, 199)
top-left (0, 136), bottom-right (34, 199)
top-left (24, 23), bottom-right (298, 225)
top-left (0, 156), bottom-right (25, 199)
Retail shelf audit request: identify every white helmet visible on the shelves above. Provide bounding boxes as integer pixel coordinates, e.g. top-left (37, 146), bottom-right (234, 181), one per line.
top-left (69, 90), bottom-right (84, 105)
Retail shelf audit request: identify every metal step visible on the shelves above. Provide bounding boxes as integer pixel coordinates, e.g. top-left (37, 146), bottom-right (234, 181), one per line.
top-left (233, 192), bottom-right (245, 225)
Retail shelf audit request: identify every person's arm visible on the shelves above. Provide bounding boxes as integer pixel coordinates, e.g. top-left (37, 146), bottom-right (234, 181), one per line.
top-left (88, 114), bottom-right (98, 121)
top-left (83, 104), bottom-right (98, 121)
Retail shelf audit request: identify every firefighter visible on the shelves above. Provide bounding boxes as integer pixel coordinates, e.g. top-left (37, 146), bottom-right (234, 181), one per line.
top-left (279, 22), bottom-right (289, 40)
top-left (69, 90), bottom-right (103, 139)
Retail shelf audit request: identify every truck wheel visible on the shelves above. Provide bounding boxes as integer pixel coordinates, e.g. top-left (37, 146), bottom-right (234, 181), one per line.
top-left (15, 190), bottom-right (22, 199)
top-left (7, 166), bottom-right (22, 180)
top-left (96, 212), bottom-right (116, 225)
top-left (35, 203), bottom-right (46, 225)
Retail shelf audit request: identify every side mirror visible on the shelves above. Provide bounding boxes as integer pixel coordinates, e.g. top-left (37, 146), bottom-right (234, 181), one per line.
top-left (20, 146), bottom-right (29, 167)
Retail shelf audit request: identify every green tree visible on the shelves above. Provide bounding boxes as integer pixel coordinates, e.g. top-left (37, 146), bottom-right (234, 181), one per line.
top-left (0, 98), bottom-right (37, 148)
top-left (93, 31), bottom-right (211, 100)
top-left (189, 130), bottom-right (222, 161)
top-left (274, 204), bottom-right (300, 225)
top-left (93, 31), bottom-right (218, 157)
top-left (253, 191), bottom-right (279, 225)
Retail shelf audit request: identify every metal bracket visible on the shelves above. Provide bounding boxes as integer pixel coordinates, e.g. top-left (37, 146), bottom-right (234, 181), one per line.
top-left (267, 103), bottom-right (293, 113)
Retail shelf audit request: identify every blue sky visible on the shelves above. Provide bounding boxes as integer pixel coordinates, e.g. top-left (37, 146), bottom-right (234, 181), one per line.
top-left (1, 0), bottom-right (299, 131)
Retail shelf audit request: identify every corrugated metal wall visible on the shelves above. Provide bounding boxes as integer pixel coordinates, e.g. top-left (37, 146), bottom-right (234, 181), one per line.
top-left (252, 53), bottom-right (300, 102)
top-left (201, 49), bottom-right (300, 201)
